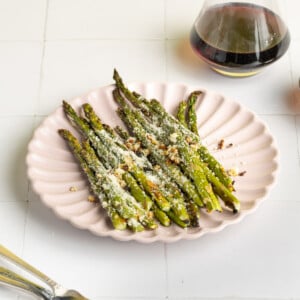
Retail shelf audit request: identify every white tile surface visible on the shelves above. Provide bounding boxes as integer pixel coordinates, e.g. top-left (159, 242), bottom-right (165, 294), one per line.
top-left (0, 1), bottom-right (299, 300)
top-left (0, 0), bottom-right (47, 41)
top-left (285, 1), bottom-right (300, 40)
top-left (166, 200), bottom-right (300, 299)
top-left (166, 39), bottom-right (293, 115)
top-left (0, 289), bottom-right (17, 300)
top-left (296, 116), bottom-right (300, 159)
top-left (39, 40), bottom-right (166, 114)
top-left (289, 39), bottom-right (300, 87)
top-left (0, 42), bottom-right (43, 115)
top-left (165, 0), bottom-right (203, 39)
top-left (259, 115), bottom-right (300, 201)
top-left (46, 0), bottom-right (165, 40)
top-left (23, 201), bottom-right (167, 299)
top-left (0, 117), bottom-right (34, 203)
top-left (0, 202), bottom-right (27, 255)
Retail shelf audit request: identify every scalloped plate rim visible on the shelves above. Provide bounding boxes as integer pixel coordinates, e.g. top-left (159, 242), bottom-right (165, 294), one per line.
top-left (26, 82), bottom-right (279, 243)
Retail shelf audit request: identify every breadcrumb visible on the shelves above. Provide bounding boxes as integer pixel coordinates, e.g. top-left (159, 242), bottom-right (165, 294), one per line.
top-left (217, 139), bottom-right (225, 150)
top-left (88, 195), bottom-right (97, 203)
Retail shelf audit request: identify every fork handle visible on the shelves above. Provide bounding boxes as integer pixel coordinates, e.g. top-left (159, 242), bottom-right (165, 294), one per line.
top-left (0, 273), bottom-right (50, 300)
top-left (0, 245), bottom-right (57, 290)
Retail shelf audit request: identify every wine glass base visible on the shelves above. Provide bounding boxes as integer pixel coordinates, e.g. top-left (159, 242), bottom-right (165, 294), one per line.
top-left (212, 67), bottom-right (260, 78)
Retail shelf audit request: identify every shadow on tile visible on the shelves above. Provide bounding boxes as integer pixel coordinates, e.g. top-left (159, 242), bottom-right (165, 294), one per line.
top-left (173, 36), bottom-right (212, 75)
top-left (8, 124), bottom-right (35, 204)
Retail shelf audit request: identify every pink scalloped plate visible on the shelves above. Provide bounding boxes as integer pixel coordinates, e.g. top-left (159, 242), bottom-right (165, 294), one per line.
top-left (26, 82), bottom-right (279, 243)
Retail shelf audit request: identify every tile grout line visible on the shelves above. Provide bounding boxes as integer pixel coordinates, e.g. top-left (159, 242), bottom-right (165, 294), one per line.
top-left (163, 243), bottom-right (169, 299)
top-left (20, 202), bottom-right (30, 258)
top-left (289, 19), bottom-right (300, 168)
top-left (24, 117), bottom-right (36, 205)
top-left (163, 0), bottom-right (168, 82)
top-left (21, 0), bottom-right (49, 258)
top-left (258, 113), bottom-right (299, 117)
top-left (287, 44), bottom-right (296, 113)
top-left (35, 0), bottom-right (50, 116)
top-left (44, 37), bottom-right (166, 42)
top-left (163, 2), bottom-right (169, 297)
top-left (169, 298), bottom-right (300, 300)
top-left (0, 40), bottom-right (42, 43)
top-left (294, 116), bottom-right (300, 168)
top-left (0, 113), bottom-right (299, 118)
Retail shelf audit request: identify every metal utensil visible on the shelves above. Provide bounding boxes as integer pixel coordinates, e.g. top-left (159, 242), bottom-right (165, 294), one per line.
top-left (0, 245), bottom-right (88, 300)
top-left (0, 266), bottom-right (52, 299)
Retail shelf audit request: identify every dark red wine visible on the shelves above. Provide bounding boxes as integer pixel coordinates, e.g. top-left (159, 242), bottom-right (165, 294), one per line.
top-left (190, 2), bottom-right (290, 76)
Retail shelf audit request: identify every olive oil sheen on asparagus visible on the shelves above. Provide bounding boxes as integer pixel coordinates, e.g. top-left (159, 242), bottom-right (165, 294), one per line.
top-left (190, 2), bottom-right (290, 77)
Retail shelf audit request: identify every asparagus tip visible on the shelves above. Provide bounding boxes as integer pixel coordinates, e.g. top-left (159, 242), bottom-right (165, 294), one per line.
top-left (58, 128), bottom-right (70, 139)
top-left (113, 68), bottom-right (120, 80)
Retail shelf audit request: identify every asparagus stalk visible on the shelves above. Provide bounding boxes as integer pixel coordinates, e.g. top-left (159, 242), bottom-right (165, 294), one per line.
top-left (113, 89), bottom-right (204, 205)
top-left (149, 98), bottom-right (234, 191)
top-left (122, 172), bottom-right (153, 211)
top-left (117, 106), bottom-right (204, 208)
top-left (115, 126), bottom-right (130, 140)
top-left (149, 101), bottom-right (222, 211)
top-left (84, 102), bottom-right (191, 219)
top-left (82, 102), bottom-right (171, 212)
top-left (176, 100), bottom-right (188, 128)
top-left (84, 104), bottom-right (193, 223)
top-left (112, 89), bottom-right (220, 212)
top-left (166, 210), bottom-right (188, 228)
top-left (185, 200), bottom-right (201, 227)
top-left (113, 69), bottom-right (233, 191)
top-left (114, 72), bottom-right (239, 211)
top-left (58, 129), bottom-right (128, 231)
top-left (153, 205), bottom-right (171, 227)
top-left (62, 102), bottom-right (154, 211)
top-left (81, 139), bottom-right (158, 230)
top-left (184, 93), bottom-right (240, 212)
top-left (116, 125), bottom-right (196, 224)
top-left (186, 91), bottom-right (202, 135)
top-left (122, 96), bottom-right (237, 212)
top-left (152, 99), bottom-right (241, 211)
top-left (63, 100), bottom-right (171, 212)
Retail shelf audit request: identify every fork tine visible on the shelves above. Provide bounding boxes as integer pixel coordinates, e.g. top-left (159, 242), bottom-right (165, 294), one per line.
top-left (0, 245), bottom-right (89, 300)
top-left (0, 245), bottom-right (57, 290)
top-left (0, 271), bottom-right (50, 300)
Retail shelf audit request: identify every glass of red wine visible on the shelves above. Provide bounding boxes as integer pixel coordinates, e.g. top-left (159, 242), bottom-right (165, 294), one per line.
top-left (190, 0), bottom-right (290, 77)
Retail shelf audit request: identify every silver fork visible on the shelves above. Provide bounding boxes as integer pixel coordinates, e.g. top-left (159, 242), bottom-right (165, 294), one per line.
top-left (0, 245), bottom-right (88, 300)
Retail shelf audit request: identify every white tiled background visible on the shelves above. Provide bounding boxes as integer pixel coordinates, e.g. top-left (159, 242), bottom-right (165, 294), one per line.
top-left (1, 0), bottom-right (300, 299)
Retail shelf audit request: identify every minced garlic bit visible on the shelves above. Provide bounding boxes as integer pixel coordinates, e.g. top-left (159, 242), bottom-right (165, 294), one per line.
top-left (140, 148), bottom-right (150, 156)
top-left (126, 137), bottom-right (136, 144)
top-left (146, 134), bottom-right (159, 145)
top-left (123, 155), bottom-right (133, 167)
top-left (170, 132), bottom-right (178, 143)
top-left (190, 143), bottom-right (199, 151)
top-left (88, 195), bottom-right (97, 203)
top-left (185, 136), bottom-right (193, 144)
top-left (154, 164), bottom-right (161, 171)
top-left (113, 167), bottom-right (127, 187)
top-left (125, 138), bottom-right (141, 152)
top-left (166, 145), bottom-right (180, 164)
top-left (159, 144), bottom-right (167, 150)
top-left (227, 167), bottom-right (239, 177)
top-left (102, 201), bottom-right (108, 208)
top-left (114, 167), bottom-right (125, 179)
top-left (119, 180), bottom-right (127, 188)
top-left (69, 186), bottom-right (77, 192)
top-left (132, 141), bottom-right (141, 152)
